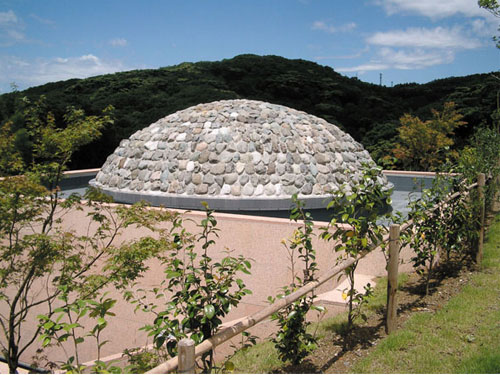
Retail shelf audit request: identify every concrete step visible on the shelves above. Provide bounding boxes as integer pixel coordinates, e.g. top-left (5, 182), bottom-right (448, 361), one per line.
top-left (314, 274), bottom-right (376, 306)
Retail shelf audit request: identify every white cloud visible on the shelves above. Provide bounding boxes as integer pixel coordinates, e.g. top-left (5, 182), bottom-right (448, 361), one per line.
top-left (471, 18), bottom-right (488, 35)
top-left (376, 0), bottom-right (490, 19)
top-left (312, 20), bottom-right (356, 33)
top-left (367, 26), bottom-right (481, 49)
top-left (336, 62), bottom-right (389, 74)
top-left (312, 21), bottom-right (334, 33)
top-left (29, 13), bottom-right (55, 26)
top-left (470, 18), bottom-right (498, 37)
top-left (109, 38), bottom-right (128, 47)
top-left (79, 54), bottom-right (100, 63)
top-left (0, 10), bottom-right (26, 46)
top-left (0, 54), bottom-right (129, 91)
top-left (379, 48), bottom-right (455, 69)
top-left (5, 29), bottom-right (24, 42)
top-left (336, 1), bottom-right (496, 76)
top-left (336, 48), bottom-right (455, 73)
top-left (0, 10), bottom-right (17, 24)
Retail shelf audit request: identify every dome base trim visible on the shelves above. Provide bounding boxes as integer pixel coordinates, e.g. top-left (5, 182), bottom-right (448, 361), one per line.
top-left (89, 179), bottom-right (333, 211)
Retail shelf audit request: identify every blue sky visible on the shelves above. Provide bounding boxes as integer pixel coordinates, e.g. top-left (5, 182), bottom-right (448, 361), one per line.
top-left (0, 0), bottom-right (498, 93)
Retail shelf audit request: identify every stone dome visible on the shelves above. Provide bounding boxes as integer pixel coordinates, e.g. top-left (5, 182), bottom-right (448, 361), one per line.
top-left (90, 99), bottom-right (390, 210)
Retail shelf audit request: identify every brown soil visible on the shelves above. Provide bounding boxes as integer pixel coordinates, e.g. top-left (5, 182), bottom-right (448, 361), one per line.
top-left (275, 211), bottom-right (498, 374)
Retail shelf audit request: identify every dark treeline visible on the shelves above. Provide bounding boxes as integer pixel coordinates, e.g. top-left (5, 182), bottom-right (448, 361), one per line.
top-left (0, 54), bottom-right (497, 170)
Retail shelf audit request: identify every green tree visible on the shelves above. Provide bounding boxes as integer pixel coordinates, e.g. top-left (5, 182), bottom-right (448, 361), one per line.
top-left (0, 97), bottom-right (178, 373)
top-left (456, 127), bottom-right (500, 211)
top-left (478, 0), bottom-right (500, 48)
top-left (321, 165), bottom-right (390, 330)
top-left (0, 121), bottom-right (24, 176)
top-left (406, 178), bottom-right (449, 295)
top-left (479, 0), bottom-right (500, 16)
top-left (393, 102), bottom-right (466, 171)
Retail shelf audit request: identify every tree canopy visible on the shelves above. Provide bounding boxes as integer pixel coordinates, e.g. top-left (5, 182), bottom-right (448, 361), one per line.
top-left (393, 102), bottom-right (466, 171)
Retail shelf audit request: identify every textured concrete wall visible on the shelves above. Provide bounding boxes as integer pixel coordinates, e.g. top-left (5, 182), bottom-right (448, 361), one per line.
top-left (2, 203), bottom-right (415, 368)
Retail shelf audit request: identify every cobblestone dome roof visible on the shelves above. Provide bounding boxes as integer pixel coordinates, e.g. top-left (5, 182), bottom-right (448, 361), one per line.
top-left (91, 99), bottom-right (390, 210)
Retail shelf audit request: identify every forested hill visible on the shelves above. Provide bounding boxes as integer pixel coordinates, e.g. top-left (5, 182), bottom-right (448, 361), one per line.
top-left (0, 54), bottom-right (497, 170)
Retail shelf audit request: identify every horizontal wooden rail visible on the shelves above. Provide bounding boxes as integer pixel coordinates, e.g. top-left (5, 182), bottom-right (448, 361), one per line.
top-left (145, 238), bottom-right (385, 374)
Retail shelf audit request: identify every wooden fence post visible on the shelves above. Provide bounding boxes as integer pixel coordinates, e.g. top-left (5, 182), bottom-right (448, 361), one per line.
top-left (386, 224), bottom-right (400, 335)
top-left (477, 173), bottom-right (485, 265)
top-left (178, 338), bottom-right (195, 374)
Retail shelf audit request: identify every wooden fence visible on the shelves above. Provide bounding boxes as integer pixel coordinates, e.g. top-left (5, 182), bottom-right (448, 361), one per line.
top-left (146, 173), bottom-right (487, 374)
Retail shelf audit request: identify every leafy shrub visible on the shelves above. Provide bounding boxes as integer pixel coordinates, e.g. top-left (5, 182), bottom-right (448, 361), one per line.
top-left (130, 203), bottom-right (252, 373)
top-left (268, 195), bottom-right (321, 365)
top-left (406, 173), bottom-right (480, 294)
top-left (321, 164), bottom-right (391, 329)
top-left (456, 126), bottom-right (500, 211)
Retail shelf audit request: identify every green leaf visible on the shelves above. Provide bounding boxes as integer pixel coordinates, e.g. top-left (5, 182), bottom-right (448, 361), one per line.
top-left (204, 304), bottom-right (215, 319)
top-left (42, 337), bottom-right (51, 347)
top-left (75, 337), bottom-right (85, 344)
top-left (63, 323), bottom-right (80, 332)
top-left (361, 237), bottom-right (368, 248)
top-left (97, 317), bottom-right (107, 326)
top-left (166, 271), bottom-right (182, 279)
top-left (190, 332), bottom-right (202, 344)
top-left (225, 361), bottom-right (235, 372)
top-left (155, 335), bottom-right (165, 348)
top-left (78, 308), bottom-right (88, 318)
top-left (312, 305), bottom-right (326, 312)
top-left (58, 333), bottom-right (70, 342)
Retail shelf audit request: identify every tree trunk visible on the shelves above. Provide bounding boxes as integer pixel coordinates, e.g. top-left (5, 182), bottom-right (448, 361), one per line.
top-left (8, 341), bottom-right (18, 374)
top-left (426, 254), bottom-right (434, 296)
top-left (347, 268), bottom-right (355, 329)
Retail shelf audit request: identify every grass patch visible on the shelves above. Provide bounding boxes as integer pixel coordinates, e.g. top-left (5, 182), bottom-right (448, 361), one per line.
top-left (352, 214), bottom-right (500, 373)
top-left (456, 347), bottom-right (500, 373)
top-left (229, 340), bottom-right (282, 374)
top-left (366, 273), bottom-right (410, 313)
